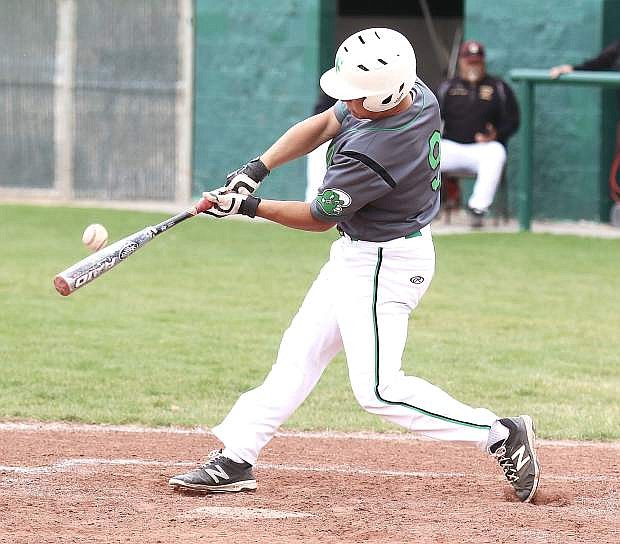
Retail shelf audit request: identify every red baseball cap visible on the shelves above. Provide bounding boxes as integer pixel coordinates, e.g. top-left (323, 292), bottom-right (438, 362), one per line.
top-left (459, 40), bottom-right (485, 60)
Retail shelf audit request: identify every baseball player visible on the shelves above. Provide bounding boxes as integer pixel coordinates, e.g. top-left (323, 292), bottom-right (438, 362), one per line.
top-left (169, 28), bottom-right (540, 502)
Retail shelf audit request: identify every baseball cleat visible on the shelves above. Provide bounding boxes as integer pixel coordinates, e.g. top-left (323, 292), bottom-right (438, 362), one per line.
top-left (169, 449), bottom-right (257, 493)
top-left (489, 415), bottom-right (540, 502)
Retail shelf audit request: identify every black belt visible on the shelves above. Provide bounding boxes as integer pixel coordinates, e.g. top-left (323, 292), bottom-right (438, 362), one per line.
top-left (337, 226), bottom-right (421, 241)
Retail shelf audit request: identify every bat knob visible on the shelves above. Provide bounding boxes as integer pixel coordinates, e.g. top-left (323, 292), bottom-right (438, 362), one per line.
top-left (194, 198), bottom-right (214, 214)
top-left (54, 275), bottom-right (71, 296)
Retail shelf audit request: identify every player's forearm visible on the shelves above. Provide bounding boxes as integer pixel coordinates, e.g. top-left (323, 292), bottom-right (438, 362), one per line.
top-left (255, 199), bottom-right (335, 232)
top-left (261, 110), bottom-right (340, 170)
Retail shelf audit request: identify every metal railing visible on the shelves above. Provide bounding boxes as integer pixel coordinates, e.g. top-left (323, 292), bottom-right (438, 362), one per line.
top-left (509, 68), bottom-right (620, 230)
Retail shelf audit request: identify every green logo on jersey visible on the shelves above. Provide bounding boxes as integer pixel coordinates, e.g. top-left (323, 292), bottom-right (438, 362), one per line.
top-left (316, 189), bottom-right (351, 216)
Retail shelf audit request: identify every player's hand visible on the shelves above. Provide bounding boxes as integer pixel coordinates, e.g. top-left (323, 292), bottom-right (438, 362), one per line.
top-left (475, 123), bottom-right (497, 143)
top-left (202, 191), bottom-right (261, 218)
top-left (224, 157), bottom-right (270, 195)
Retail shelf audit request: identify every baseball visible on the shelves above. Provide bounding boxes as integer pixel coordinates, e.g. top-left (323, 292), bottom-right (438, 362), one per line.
top-left (82, 223), bottom-right (108, 252)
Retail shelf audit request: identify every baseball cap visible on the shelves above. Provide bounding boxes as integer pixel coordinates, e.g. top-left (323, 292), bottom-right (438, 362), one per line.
top-left (459, 40), bottom-right (485, 60)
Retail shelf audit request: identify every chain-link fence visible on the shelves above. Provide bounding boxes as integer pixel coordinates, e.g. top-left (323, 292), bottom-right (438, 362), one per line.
top-left (0, 0), bottom-right (193, 205)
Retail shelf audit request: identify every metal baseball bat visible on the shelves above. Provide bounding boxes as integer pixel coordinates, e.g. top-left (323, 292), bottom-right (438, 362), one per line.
top-left (53, 199), bottom-right (213, 296)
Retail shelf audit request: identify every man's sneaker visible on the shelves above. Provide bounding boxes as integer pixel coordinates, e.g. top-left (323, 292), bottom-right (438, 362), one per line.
top-left (169, 449), bottom-right (257, 493)
top-left (466, 206), bottom-right (485, 228)
top-left (488, 415), bottom-right (540, 502)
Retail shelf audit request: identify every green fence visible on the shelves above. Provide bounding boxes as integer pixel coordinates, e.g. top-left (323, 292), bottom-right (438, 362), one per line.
top-left (465, 0), bottom-right (620, 225)
top-left (510, 69), bottom-right (620, 230)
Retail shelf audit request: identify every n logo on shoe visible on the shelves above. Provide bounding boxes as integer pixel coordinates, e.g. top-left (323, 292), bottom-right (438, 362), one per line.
top-left (511, 445), bottom-right (531, 471)
top-left (205, 464), bottom-right (230, 483)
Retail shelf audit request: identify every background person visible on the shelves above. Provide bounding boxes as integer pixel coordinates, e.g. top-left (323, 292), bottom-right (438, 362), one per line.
top-left (550, 37), bottom-right (620, 78)
top-left (436, 40), bottom-right (520, 227)
top-left (168, 28), bottom-right (540, 503)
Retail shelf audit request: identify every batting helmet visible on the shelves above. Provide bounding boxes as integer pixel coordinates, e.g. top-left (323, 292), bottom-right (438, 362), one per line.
top-left (320, 28), bottom-right (417, 113)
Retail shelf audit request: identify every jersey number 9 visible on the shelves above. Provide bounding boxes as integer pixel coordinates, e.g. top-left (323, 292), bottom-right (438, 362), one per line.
top-left (428, 130), bottom-right (441, 191)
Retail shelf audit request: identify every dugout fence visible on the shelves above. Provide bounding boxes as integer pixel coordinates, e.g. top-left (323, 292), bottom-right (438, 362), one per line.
top-left (0, 0), bottom-right (193, 206)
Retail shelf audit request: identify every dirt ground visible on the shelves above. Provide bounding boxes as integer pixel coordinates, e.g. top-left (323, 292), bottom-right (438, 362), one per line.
top-left (0, 422), bottom-right (618, 544)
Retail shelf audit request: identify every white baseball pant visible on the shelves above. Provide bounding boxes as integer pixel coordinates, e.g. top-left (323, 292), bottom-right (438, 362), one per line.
top-left (440, 139), bottom-right (506, 212)
top-left (212, 226), bottom-right (498, 465)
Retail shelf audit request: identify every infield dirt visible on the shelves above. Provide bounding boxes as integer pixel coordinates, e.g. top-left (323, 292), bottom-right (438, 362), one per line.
top-left (0, 423), bottom-right (618, 543)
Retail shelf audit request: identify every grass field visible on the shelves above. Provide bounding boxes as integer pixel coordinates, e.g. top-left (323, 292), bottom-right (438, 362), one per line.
top-left (1, 204), bottom-right (618, 440)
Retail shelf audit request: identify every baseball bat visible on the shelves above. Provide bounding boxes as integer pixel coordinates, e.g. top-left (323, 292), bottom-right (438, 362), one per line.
top-left (53, 198), bottom-right (213, 296)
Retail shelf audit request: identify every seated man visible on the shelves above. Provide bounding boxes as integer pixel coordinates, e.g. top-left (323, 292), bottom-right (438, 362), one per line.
top-left (437, 40), bottom-right (519, 227)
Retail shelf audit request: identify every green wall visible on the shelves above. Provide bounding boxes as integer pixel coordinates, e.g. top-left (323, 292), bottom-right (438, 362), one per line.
top-left (466, 0), bottom-right (619, 222)
top-left (193, 0), bottom-right (332, 200)
top-left (193, 1), bottom-right (619, 221)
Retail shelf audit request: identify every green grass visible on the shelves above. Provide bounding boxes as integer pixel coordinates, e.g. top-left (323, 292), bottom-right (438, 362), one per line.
top-left (1, 204), bottom-right (618, 440)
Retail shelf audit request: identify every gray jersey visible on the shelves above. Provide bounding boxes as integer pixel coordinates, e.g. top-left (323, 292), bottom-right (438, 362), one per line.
top-left (310, 79), bottom-right (441, 242)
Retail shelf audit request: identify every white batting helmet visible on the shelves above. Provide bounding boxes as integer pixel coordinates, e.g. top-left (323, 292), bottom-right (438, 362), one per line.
top-left (320, 28), bottom-right (417, 112)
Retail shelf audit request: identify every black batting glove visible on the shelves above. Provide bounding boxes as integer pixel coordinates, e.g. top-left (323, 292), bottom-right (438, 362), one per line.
top-left (225, 157), bottom-right (270, 195)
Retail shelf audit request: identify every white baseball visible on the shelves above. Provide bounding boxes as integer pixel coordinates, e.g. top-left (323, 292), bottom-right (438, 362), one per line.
top-left (82, 223), bottom-right (109, 252)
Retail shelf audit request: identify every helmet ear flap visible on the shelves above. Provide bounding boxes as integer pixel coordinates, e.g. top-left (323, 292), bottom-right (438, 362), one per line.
top-left (362, 81), bottom-right (412, 112)
top-left (362, 95), bottom-right (394, 112)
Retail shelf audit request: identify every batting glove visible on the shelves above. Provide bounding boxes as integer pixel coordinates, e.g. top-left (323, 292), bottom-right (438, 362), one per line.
top-left (225, 157), bottom-right (270, 195)
top-left (202, 191), bottom-right (261, 218)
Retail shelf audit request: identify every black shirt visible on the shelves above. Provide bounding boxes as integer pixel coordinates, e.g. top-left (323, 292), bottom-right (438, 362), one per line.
top-left (574, 38), bottom-right (620, 72)
top-left (436, 75), bottom-right (520, 146)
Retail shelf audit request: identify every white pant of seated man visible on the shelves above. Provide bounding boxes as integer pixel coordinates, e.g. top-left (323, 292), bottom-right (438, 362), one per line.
top-left (305, 140), bottom-right (331, 202)
top-left (440, 139), bottom-right (507, 213)
top-left (212, 228), bottom-right (498, 466)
